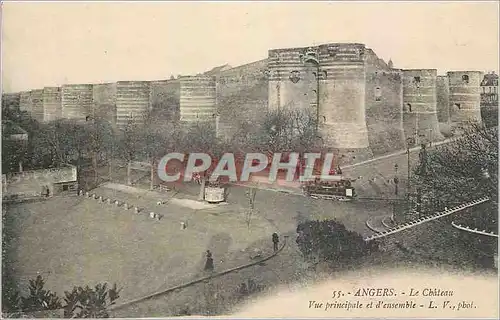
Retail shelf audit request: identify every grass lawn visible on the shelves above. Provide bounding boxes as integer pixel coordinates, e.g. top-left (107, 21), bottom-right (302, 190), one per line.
top-left (3, 194), bottom-right (276, 303)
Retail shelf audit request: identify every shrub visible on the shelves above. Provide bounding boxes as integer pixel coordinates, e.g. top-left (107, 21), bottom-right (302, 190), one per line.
top-left (296, 220), bottom-right (378, 268)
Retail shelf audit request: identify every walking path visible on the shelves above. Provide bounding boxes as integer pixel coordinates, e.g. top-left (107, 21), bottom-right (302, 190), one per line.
top-left (365, 215), bottom-right (391, 233)
top-left (100, 182), bottom-right (217, 210)
top-left (343, 137), bottom-right (455, 170)
top-left (109, 237), bottom-right (288, 313)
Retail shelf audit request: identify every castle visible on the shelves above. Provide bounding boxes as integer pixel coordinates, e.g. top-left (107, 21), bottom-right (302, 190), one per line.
top-left (2, 42), bottom-right (494, 159)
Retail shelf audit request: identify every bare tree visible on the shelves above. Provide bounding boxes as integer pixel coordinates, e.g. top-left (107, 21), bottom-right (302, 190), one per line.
top-left (244, 187), bottom-right (257, 228)
top-left (177, 121), bottom-right (220, 200)
top-left (251, 107), bottom-right (322, 153)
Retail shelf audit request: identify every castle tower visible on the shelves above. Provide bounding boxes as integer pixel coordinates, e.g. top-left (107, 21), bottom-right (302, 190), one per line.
top-left (318, 44), bottom-right (370, 153)
top-left (267, 43), bottom-right (372, 162)
top-left (30, 89), bottom-right (44, 122)
top-left (43, 87), bottom-right (62, 122)
top-left (268, 47), bottom-right (319, 112)
top-left (116, 81), bottom-right (151, 128)
top-left (61, 84), bottom-right (93, 121)
top-left (447, 71), bottom-right (483, 126)
top-left (179, 75), bottom-right (216, 125)
top-left (402, 69), bottom-right (443, 146)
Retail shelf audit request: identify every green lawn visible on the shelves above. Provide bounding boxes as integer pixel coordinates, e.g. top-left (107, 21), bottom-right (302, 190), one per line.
top-left (3, 194), bottom-right (275, 304)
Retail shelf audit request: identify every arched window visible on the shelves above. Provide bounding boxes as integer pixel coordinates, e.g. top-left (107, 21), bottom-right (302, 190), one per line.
top-left (462, 75), bottom-right (469, 84)
top-left (454, 103), bottom-right (461, 110)
top-left (406, 103), bottom-right (412, 112)
top-left (323, 71), bottom-right (327, 79)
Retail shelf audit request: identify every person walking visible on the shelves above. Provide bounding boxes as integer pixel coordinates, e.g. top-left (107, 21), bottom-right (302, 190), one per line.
top-left (204, 250), bottom-right (214, 272)
top-left (272, 232), bottom-right (279, 252)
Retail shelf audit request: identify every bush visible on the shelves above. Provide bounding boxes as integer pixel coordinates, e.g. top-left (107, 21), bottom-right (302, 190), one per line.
top-left (1, 275), bottom-right (121, 318)
top-left (21, 275), bottom-right (62, 312)
top-left (296, 220), bottom-right (378, 268)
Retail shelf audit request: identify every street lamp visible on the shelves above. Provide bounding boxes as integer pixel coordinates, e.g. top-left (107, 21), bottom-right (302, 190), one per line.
top-left (405, 137), bottom-right (415, 217)
top-left (85, 116), bottom-right (99, 184)
top-left (394, 164), bottom-right (399, 195)
top-left (406, 137), bottom-right (414, 194)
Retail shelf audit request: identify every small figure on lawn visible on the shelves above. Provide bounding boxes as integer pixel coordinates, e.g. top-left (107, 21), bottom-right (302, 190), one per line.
top-left (204, 250), bottom-right (214, 272)
top-left (272, 232), bottom-right (279, 252)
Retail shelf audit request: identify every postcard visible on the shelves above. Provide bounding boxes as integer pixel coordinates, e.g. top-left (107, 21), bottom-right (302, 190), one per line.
top-left (1, 1), bottom-right (498, 319)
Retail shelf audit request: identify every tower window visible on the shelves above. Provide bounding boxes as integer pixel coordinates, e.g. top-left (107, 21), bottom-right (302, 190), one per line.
top-left (413, 76), bottom-right (421, 84)
top-left (454, 103), bottom-right (461, 110)
top-left (406, 103), bottom-right (412, 112)
top-left (323, 71), bottom-right (327, 79)
top-left (462, 75), bottom-right (469, 84)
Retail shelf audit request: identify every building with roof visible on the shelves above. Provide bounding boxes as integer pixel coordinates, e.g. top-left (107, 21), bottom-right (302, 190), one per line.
top-left (480, 71), bottom-right (498, 107)
top-left (480, 71), bottom-right (499, 128)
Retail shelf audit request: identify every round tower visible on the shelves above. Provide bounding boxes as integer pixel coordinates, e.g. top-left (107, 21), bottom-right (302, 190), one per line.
top-left (267, 47), bottom-right (319, 112)
top-left (115, 81), bottom-right (151, 128)
top-left (61, 84), bottom-right (93, 122)
top-left (447, 71), bottom-right (483, 126)
top-left (267, 43), bottom-right (373, 163)
top-left (317, 43), bottom-right (371, 158)
top-left (402, 69), bottom-right (444, 146)
top-left (179, 75), bottom-right (216, 125)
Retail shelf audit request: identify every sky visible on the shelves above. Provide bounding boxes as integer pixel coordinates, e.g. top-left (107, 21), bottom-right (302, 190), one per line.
top-left (1, 1), bottom-right (499, 93)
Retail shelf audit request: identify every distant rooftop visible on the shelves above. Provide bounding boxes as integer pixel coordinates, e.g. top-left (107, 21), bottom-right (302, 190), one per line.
top-left (481, 72), bottom-right (498, 86)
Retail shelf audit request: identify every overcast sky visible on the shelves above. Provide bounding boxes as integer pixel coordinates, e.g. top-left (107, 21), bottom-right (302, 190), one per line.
top-left (2, 1), bottom-right (499, 93)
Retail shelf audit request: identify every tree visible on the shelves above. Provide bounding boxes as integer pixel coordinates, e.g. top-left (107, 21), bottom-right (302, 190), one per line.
top-left (413, 122), bottom-right (498, 228)
top-left (296, 220), bottom-right (378, 268)
top-left (118, 110), bottom-right (179, 187)
top-left (1, 275), bottom-right (121, 318)
top-left (20, 275), bottom-right (62, 312)
top-left (85, 117), bottom-right (115, 183)
top-left (412, 122), bottom-right (498, 261)
top-left (179, 121), bottom-right (220, 200)
top-left (251, 107), bottom-right (322, 153)
top-left (1, 122), bottom-right (29, 173)
top-left (244, 187), bottom-right (257, 228)
top-left (63, 283), bottom-right (121, 318)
